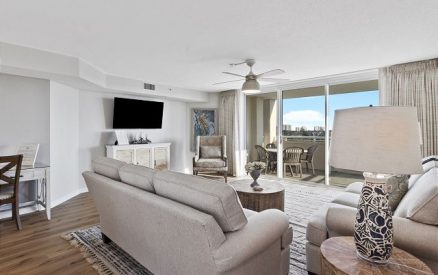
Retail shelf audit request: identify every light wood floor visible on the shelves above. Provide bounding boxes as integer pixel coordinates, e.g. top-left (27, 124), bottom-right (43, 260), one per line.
top-left (0, 193), bottom-right (99, 275)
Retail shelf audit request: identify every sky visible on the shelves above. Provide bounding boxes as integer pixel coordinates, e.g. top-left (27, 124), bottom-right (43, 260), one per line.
top-left (283, 90), bottom-right (379, 130)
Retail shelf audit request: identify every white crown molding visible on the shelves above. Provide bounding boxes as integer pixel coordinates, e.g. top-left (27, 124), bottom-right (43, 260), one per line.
top-left (260, 68), bottom-right (378, 92)
top-left (0, 42), bottom-right (209, 103)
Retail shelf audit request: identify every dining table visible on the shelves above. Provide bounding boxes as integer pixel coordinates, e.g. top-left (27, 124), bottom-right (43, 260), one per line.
top-left (266, 148), bottom-right (308, 153)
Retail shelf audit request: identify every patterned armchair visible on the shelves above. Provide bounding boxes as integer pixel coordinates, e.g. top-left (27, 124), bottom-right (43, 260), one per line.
top-left (193, 135), bottom-right (228, 182)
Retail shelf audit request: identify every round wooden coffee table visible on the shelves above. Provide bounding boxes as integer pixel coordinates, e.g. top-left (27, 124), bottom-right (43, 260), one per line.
top-left (230, 179), bottom-right (284, 212)
top-left (320, 237), bottom-right (433, 275)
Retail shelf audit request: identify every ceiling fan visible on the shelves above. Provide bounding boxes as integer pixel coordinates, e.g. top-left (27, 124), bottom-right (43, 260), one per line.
top-left (214, 59), bottom-right (289, 94)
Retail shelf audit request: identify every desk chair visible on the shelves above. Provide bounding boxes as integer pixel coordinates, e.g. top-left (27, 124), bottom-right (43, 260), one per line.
top-left (0, 155), bottom-right (23, 230)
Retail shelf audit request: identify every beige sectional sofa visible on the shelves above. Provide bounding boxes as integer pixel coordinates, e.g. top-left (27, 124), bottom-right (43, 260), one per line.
top-left (306, 157), bottom-right (438, 274)
top-left (83, 157), bottom-right (293, 275)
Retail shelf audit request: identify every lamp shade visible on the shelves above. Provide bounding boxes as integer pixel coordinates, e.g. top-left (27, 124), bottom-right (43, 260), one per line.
top-left (329, 106), bottom-right (423, 174)
top-left (242, 79), bottom-right (260, 94)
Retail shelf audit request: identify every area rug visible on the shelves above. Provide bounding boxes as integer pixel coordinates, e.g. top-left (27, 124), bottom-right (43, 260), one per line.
top-left (281, 180), bottom-right (343, 274)
top-left (63, 181), bottom-right (343, 275)
top-left (62, 226), bottom-right (153, 275)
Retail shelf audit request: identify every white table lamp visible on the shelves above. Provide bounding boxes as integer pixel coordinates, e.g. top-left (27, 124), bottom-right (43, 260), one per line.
top-left (330, 106), bottom-right (423, 264)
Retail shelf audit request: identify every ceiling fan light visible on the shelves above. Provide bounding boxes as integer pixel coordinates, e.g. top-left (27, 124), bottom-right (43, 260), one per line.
top-left (242, 79), bottom-right (260, 94)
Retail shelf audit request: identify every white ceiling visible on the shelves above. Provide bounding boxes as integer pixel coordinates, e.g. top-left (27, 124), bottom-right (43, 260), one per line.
top-left (1, 0), bottom-right (437, 92)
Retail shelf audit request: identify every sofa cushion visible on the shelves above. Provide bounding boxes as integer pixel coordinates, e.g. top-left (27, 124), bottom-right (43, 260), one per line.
top-left (306, 205), bottom-right (329, 246)
top-left (119, 164), bottom-right (156, 192)
top-left (394, 168), bottom-right (438, 225)
top-left (345, 182), bottom-right (363, 194)
top-left (153, 171), bottom-right (247, 232)
top-left (194, 158), bottom-right (226, 168)
top-left (200, 146), bottom-right (222, 159)
top-left (92, 157), bottom-right (125, 181)
top-left (331, 193), bottom-right (360, 208)
top-left (387, 175), bottom-right (409, 211)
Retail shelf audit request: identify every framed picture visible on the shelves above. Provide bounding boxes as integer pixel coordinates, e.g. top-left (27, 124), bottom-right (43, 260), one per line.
top-left (191, 108), bottom-right (217, 151)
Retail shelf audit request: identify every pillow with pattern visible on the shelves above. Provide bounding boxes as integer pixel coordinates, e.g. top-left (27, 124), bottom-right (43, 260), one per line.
top-left (387, 175), bottom-right (409, 211)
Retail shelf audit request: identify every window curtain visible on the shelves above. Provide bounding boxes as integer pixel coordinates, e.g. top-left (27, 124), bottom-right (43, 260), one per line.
top-left (379, 59), bottom-right (438, 157)
top-left (218, 90), bottom-right (243, 176)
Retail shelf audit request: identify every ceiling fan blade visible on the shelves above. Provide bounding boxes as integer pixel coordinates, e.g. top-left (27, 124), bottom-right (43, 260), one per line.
top-left (259, 77), bottom-right (290, 83)
top-left (257, 69), bottom-right (285, 78)
top-left (213, 79), bottom-right (244, 85)
top-left (222, 72), bottom-right (246, 78)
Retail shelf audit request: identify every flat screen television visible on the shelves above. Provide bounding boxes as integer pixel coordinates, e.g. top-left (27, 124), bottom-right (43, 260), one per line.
top-left (113, 97), bottom-right (164, 129)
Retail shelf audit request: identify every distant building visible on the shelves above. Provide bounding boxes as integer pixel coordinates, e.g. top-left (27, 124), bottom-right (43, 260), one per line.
top-left (314, 126), bottom-right (325, 131)
top-left (283, 124), bottom-right (292, 131)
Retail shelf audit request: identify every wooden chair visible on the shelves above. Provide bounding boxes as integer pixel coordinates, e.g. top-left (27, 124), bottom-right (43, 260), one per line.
top-left (266, 143), bottom-right (276, 149)
top-left (0, 155), bottom-right (23, 230)
top-left (267, 150), bottom-right (277, 173)
top-left (300, 144), bottom-right (318, 175)
top-left (283, 147), bottom-right (303, 177)
top-left (254, 145), bottom-right (269, 174)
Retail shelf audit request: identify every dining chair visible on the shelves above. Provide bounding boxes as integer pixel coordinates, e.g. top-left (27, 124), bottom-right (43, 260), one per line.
top-left (300, 144), bottom-right (318, 175)
top-left (0, 154), bottom-right (23, 230)
top-left (254, 145), bottom-right (269, 174)
top-left (266, 143), bottom-right (276, 149)
top-left (283, 147), bottom-right (303, 177)
top-left (267, 150), bottom-right (277, 173)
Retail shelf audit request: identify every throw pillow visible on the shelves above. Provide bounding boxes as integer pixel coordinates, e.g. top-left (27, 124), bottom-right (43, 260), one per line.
top-left (394, 167), bottom-right (438, 225)
top-left (386, 175), bottom-right (409, 211)
top-left (200, 146), bottom-right (222, 158)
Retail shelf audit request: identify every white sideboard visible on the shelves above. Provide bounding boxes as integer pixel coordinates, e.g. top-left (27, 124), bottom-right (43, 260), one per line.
top-left (106, 143), bottom-right (171, 170)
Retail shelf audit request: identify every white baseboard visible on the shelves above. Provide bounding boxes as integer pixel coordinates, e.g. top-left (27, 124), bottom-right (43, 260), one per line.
top-left (0, 187), bottom-right (89, 220)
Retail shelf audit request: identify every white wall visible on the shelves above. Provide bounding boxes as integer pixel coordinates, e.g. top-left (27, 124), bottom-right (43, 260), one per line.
top-left (0, 72), bottom-right (219, 208)
top-left (50, 81), bottom-right (80, 204)
top-left (0, 74), bottom-right (50, 164)
top-left (78, 90), bottom-right (214, 185)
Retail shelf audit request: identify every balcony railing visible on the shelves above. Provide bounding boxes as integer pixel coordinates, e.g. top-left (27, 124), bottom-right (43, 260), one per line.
top-left (282, 135), bottom-right (326, 142)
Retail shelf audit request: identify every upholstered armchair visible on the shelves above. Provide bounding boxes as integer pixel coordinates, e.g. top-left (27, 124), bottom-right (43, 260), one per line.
top-left (193, 135), bottom-right (228, 182)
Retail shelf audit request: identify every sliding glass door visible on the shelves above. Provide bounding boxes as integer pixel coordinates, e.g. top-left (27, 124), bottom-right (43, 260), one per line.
top-left (244, 79), bottom-right (379, 185)
top-left (282, 86), bottom-right (326, 182)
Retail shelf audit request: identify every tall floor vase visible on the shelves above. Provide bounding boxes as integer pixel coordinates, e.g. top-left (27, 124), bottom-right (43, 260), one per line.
top-left (354, 173), bottom-right (393, 264)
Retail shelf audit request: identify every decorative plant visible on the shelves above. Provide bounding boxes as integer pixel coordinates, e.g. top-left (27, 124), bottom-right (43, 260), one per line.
top-left (245, 161), bottom-right (266, 173)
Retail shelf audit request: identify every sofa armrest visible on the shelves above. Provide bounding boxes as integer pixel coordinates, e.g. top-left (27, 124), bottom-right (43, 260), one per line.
top-left (326, 205), bottom-right (356, 237)
top-left (213, 209), bottom-right (290, 272)
top-left (393, 216), bottom-right (438, 261)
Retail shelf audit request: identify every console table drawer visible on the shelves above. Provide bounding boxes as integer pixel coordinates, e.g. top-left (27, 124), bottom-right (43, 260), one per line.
top-left (19, 170), bottom-right (36, 181)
